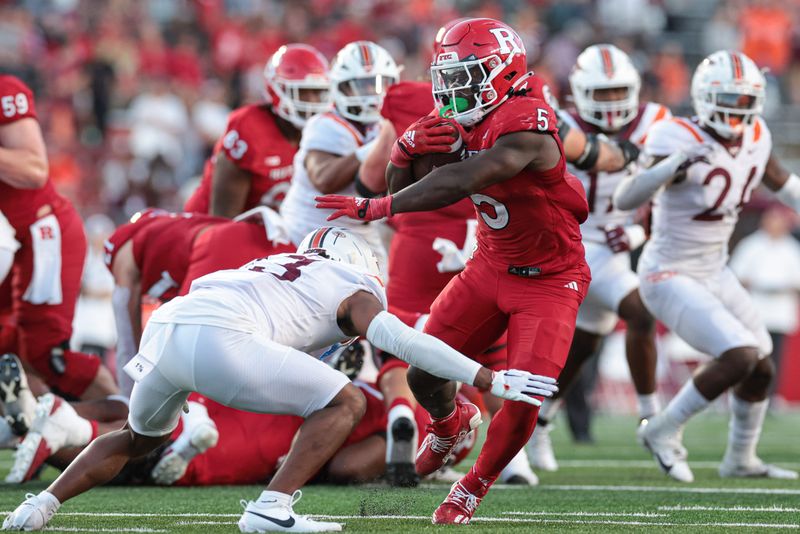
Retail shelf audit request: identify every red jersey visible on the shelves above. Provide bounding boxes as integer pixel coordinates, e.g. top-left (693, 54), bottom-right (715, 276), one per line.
top-left (184, 104), bottom-right (297, 214)
top-left (104, 210), bottom-right (224, 302)
top-left (0, 75), bottom-right (63, 229)
top-left (465, 95), bottom-right (587, 275)
top-left (179, 218), bottom-right (294, 295)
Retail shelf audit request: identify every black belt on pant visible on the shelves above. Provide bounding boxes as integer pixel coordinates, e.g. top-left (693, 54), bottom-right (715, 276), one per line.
top-left (507, 265), bottom-right (542, 277)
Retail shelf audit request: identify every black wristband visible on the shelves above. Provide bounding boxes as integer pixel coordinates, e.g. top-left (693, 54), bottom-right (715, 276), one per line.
top-left (618, 139), bottom-right (641, 166)
top-left (574, 133), bottom-right (600, 170)
top-left (557, 115), bottom-right (571, 141)
top-left (354, 172), bottom-right (380, 198)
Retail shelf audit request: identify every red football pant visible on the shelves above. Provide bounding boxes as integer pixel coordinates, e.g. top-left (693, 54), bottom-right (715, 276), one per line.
top-left (424, 253), bottom-right (589, 482)
top-left (8, 201), bottom-right (99, 397)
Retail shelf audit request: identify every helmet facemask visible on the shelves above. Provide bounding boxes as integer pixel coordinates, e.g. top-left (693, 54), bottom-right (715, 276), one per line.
top-left (271, 78), bottom-right (331, 128)
top-left (431, 54), bottom-right (511, 127)
top-left (334, 74), bottom-right (397, 124)
top-left (573, 82), bottom-right (640, 132)
top-left (694, 88), bottom-right (764, 139)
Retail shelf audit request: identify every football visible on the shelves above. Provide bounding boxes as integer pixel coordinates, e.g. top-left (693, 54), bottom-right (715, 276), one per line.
top-left (411, 133), bottom-right (466, 181)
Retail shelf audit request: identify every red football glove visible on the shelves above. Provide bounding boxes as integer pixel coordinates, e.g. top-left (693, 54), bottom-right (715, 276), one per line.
top-left (390, 115), bottom-right (460, 168)
top-left (602, 225), bottom-right (630, 253)
top-left (315, 195), bottom-right (393, 222)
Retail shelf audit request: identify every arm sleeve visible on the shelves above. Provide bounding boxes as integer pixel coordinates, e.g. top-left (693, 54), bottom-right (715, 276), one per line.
top-left (775, 173), bottom-right (800, 213)
top-left (613, 151), bottom-right (688, 210)
top-left (366, 311), bottom-right (482, 385)
top-left (112, 286), bottom-right (137, 398)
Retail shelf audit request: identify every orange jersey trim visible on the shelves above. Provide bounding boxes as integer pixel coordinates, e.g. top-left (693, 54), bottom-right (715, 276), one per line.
top-left (670, 118), bottom-right (704, 143)
top-left (324, 112), bottom-right (363, 146)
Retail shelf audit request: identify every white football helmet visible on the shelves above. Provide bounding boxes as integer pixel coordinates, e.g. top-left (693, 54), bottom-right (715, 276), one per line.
top-left (569, 44), bottom-right (641, 131)
top-left (330, 41), bottom-right (399, 124)
top-left (297, 226), bottom-right (381, 279)
top-left (691, 50), bottom-right (766, 139)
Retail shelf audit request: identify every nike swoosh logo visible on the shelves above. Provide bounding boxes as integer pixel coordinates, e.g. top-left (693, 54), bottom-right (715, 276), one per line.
top-left (246, 510), bottom-right (295, 528)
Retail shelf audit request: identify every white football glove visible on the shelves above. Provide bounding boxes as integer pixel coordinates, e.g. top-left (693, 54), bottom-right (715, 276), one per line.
top-left (433, 237), bottom-right (468, 273)
top-left (490, 369), bottom-right (559, 406)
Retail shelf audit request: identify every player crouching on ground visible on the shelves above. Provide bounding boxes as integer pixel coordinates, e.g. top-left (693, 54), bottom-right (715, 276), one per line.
top-left (614, 50), bottom-right (799, 483)
top-left (3, 227), bottom-right (557, 533)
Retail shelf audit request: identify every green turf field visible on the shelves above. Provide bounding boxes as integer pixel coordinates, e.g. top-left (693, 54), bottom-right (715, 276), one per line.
top-left (0, 412), bottom-right (798, 532)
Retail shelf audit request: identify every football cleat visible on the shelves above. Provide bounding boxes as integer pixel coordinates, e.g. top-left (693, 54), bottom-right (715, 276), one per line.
top-left (416, 401), bottom-right (481, 477)
top-left (151, 421), bottom-right (219, 485)
top-left (385, 404), bottom-right (419, 487)
top-left (238, 490), bottom-right (341, 532)
top-left (719, 459), bottom-right (799, 480)
top-left (0, 353), bottom-right (37, 436)
top-left (6, 394), bottom-right (90, 484)
top-left (432, 480), bottom-right (483, 525)
top-left (2, 491), bottom-right (59, 531)
top-left (424, 465), bottom-right (463, 483)
top-left (499, 449), bottom-right (539, 485)
top-left (637, 412), bottom-right (694, 483)
top-left (526, 422), bottom-right (558, 472)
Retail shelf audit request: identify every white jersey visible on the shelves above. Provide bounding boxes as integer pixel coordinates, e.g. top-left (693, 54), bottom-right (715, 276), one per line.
top-left (0, 210), bottom-right (19, 253)
top-left (281, 111), bottom-right (379, 243)
top-left (640, 116), bottom-right (772, 277)
top-left (565, 103), bottom-right (670, 243)
top-left (149, 253), bottom-right (387, 358)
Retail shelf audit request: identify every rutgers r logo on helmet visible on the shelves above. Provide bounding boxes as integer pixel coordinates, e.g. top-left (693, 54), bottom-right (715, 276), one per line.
top-left (488, 28), bottom-right (522, 56)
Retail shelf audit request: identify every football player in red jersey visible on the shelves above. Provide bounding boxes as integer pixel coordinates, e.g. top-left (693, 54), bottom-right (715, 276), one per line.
top-left (184, 44), bottom-right (330, 217)
top-left (361, 22), bottom-right (641, 488)
top-left (0, 74), bottom-right (124, 423)
top-left (317, 19), bottom-right (591, 523)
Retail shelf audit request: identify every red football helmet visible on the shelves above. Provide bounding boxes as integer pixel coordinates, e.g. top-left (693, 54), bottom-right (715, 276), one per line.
top-left (431, 18), bottom-right (529, 126)
top-left (264, 44), bottom-right (331, 128)
top-left (432, 18), bottom-right (469, 59)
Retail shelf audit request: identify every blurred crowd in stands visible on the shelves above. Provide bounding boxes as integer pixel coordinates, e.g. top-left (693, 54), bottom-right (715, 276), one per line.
top-left (1, 0), bottom-right (798, 221)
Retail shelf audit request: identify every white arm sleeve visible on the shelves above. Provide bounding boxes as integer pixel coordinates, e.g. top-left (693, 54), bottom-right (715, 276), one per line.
top-left (613, 151), bottom-right (688, 211)
top-left (776, 173), bottom-right (800, 213)
top-left (112, 286), bottom-right (137, 398)
top-left (366, 311), bottom-right (482, 385)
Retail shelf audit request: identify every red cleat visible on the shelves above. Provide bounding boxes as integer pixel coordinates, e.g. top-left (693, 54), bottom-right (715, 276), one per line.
top-left (415, 401), bottom-right (481, 476)
top-left (432, 479), bottom-right (483, 524)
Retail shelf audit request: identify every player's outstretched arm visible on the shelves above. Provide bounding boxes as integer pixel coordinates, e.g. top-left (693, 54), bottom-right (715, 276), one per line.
top-left (613, 144), bottom-right (710, 211)
top-left (306, 149), bottom-right (363, 195)
top-left (316, 131), bottom-right (548, 221)
top-left (341, 291), bottom-right (558, 405)
top-left (0, 117), bottom-right (48, 189)
top-left (357, 119), bottom-right (395, 196)
top-left (763, 152), bottom-right (800, 212)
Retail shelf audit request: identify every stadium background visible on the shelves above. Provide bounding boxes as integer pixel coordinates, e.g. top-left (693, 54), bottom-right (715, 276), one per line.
top-left (1, 0), bottom-right (798, 405)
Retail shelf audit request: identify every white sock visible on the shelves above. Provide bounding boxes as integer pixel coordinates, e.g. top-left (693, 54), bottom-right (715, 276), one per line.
top-left (637, 393), bottom-right (661, 420)
top-left (37, 490), bottom-right (60, 511)
top-left (257, 490), bottom-right (291, 507)
top-left (0, 418), bottom-right (17, 449)
top-left (723, 394), bottom-right (768, 465)
top-left (538, 398), bottom-right (561, 424)
top-left (181, 401), bottom-right (212, 432)
top-left (499, 449), bottom-right (536, 483)
top-left (664, 380), bottom-right (709, 430)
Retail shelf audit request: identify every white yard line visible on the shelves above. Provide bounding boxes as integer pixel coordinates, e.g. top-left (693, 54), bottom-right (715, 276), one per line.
top-left (472, 484), bottom-right (800, 495)
top-left (659, 505), bottom-right (800, 513)
top-left (42, 529), bottom-right (167, 533)
top-left (502, 511), bottom-right (667, 517)
top-left (556, 459), bottom-right (800, 469)
top-left (311, 515), bottom-right (800, 528)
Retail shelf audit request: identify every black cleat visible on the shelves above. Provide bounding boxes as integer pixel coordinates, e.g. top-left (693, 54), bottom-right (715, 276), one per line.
top-left (385, 416), bottom-right (419, 487)
top-left (0, 353), bottom-right (35, 436)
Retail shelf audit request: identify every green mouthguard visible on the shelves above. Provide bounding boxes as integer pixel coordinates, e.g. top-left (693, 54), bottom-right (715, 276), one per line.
top-left (439, 97), bottom-right (470, 117)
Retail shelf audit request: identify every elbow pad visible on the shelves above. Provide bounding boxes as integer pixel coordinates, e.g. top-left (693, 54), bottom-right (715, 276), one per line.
top-left (354, 172), bottom-right (381, 198)
top-left (574, 133), bottom-right (601, 171)
top-left (618, 139), bottom-right (641, 166)
top-left (557, 116), bottom-right (571, 143)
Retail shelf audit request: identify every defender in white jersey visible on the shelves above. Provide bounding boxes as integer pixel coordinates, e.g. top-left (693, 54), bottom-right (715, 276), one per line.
top-left (3, 227), bottom-right (558, 533)
top-left (528, 45), bottom-right (669, 473)
top-left (614, 50), bottom-right (800, 483)
top-left (281, 41), bottom-right (399, 272)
